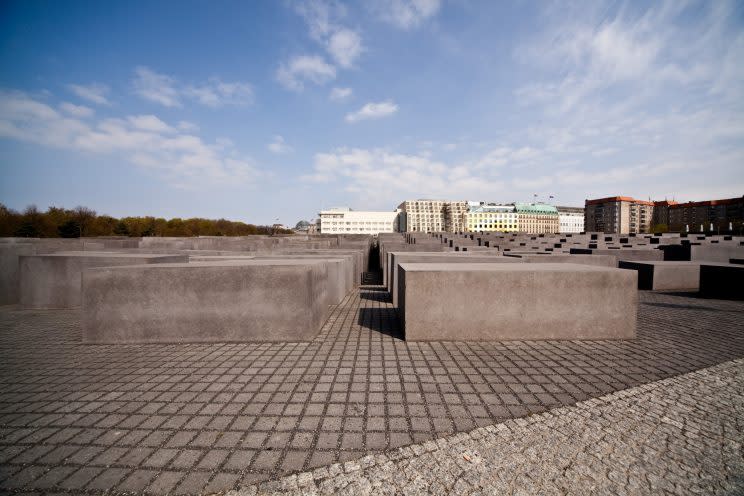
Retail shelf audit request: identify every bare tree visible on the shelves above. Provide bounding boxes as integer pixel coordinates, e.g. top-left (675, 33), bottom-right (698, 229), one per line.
top-left (73, 206), bottom-right (96, 237)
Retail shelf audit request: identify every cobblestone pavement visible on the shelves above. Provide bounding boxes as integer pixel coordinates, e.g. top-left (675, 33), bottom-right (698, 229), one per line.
top-left (0, 286), bottom-right (743, 494)
top-left (235, 358), bottom-right (744, 496)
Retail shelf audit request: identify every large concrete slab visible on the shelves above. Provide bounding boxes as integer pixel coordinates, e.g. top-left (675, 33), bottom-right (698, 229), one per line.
top-left (82, 260), bottom-right (332, 343)
top-left (399, 263), bottom-right (637, 341)
top-left (19, 252), bottom-right (188, 309)
top-left (618, 261), bottom-right (701, 291)
top-left (276, 249), bottom-right (366, 286)
top-left (381, 244), bottom-right (448, 284)
top-left (505, 253), bottom-right (616, 267)
top-left (388, 252), bottom-right (521, 307)
top-left (387, 250), bottom-right (506, 292)
top-left (691, 244), bottom-right (744, 263)
top-left (0, 243), bottom-right (35, 305)
top-left (249, 256), bottom-right (351, 305)
top-left (570, 248), bottom-right (664, 266)
top-left (699, 263), bottom-right (744, 300)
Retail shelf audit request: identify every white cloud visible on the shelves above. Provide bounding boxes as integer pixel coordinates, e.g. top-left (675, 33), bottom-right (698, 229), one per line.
top-left (513, 1), bottom-right (742, 114)
top-left (294, 0), bottom-right (347, 41)
top-left (0, 90), bottom-right (261, 188)
top-left (267, 135), bottom-right (293, 154)
top-left (132, 67), bottom-right (253, 107)
top-left (345, 101), bottom-right (398, 122)
top-left (177, 120), bottom-right (199, 132)
top-left (59, 102), bottom-right (94, 118)
top-left (326, 28), bottom-right (363, 68)
top-left (184, 80), bottom-right (253, 107)
top-left (329, 87), bottom-right (353, 101)
top-left (133, 66), bottom-right (181, 107)
top-left (291, 1), bottom-right (364, 74)
top-left (127, 114), bottom-right (175, 134)
top-left (67, 83), bottom-right (110, 105)
top-left (375, 0), bottom-right (441, 30)
top-left (300, 146), bottom-right (502, 206)
top-left (276, 55), bottom-right (337, 91)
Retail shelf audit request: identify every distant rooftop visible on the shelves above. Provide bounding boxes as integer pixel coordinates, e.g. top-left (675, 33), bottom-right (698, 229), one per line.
top-left (514, 203), bottom-right (559, 215)
top-left (468, 204), bottom-right (515, 213)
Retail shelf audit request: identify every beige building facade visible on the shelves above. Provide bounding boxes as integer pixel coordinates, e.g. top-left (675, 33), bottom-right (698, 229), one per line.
top-left (398, 200), bottom-right (468, 233)
top-left (515, 203), bottom-right (559, 234)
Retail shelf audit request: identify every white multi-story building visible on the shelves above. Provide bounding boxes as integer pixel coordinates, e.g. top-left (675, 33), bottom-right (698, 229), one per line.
top-left (464, 204), bottom-right (519, 232)
top-left (557, 206), bottom-right (585, 234)
top-left (318, 207), bottom-right (400, 234)
top-left (397, 199), bottom-right (468, 233)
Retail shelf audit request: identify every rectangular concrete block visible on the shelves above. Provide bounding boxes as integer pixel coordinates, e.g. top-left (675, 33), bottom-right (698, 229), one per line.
top-left (250, 257), bottom-right (351, 305)
top-left (691, 244), bottom-right (744, 263)
top-left (618, 261), bottom-right (701, 291)
top-left (19, 252), bottom-right (188, 309)
top-left (399, 263), bottom-right (637, 341)
top-left (82, 261), bottom-right (331, 343)
top-left (389, 252), bottom-right (522, 307)
top-left (0, 243), bottom-right (35, 305)
top-left (699, 263), bottom-right (744, 300)
top-left (505, 253), bottom-right (616, 268)
top-left (570, 248), bottom-right (663, 266)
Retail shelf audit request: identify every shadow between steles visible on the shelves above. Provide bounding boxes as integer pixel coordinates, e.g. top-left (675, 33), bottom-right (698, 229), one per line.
top-left (357, 305), bottom-right (404, 340)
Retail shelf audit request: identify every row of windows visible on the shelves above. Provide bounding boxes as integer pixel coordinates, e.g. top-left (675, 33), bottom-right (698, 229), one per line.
top-left (466, 215), bottom-right (517, 219)
top-left (324, 221), bottom-right (392, 225)
top-left (323, 227), bottom-right (393, 232)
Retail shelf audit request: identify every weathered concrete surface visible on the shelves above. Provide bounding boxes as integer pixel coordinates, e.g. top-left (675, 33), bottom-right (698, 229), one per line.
top-left (381, 244), bottom-right (448, 286)
top-left (187, 255), bottom-right (351, 303)
top-left (233, 358), bottom-right (744, 496)
top-left (387, 250), bottom-right (505, 292)
top-left (0, 243), bottom-right (35, 305)
top-left (18, 252), bottom-right (188, 309)
top-left (570, 248), bottom-right (663, 266)
top-left (388, 252), bottom-right (521, 307)
top-left (82, 261), bottom-right (332, 343)
top-left (619, 261), bottom-right (701, 291)
top-left (251, 257), bottom-right (351, 305)
top-left (691, 243), bottom-right (744, 263)
top-left (505, 253), bottom-right (616, 267)
top-left (399, 263), bottom-right (637, 341)
top-left (699, 263), bottom-right (744, 300)
top-left (277, 250), bottom-right (365, 287)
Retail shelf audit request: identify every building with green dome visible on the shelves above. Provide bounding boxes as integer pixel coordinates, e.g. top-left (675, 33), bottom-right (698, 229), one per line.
top-left (514, 203), bottom-right (559, 234)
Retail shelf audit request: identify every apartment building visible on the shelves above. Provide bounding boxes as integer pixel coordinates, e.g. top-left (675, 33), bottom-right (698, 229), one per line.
top-left (668, 196), bottom-right (744, 232)
top-left (444, 201), bottom-right (468, 233)
top-left (397, 200), bottom-right (468, 233)
top-left (318, 207), bottom-right (400, 234)
top-left (584, 196), bottom-right (654, 234)
top-left (650, 200), bottom-right (677, 230)
top-left (515, 203), bottom-right (559, 234)
top-left (464, 204), bottom-right (518, 232)
top-left (556, 206), bottom-right (585, 234)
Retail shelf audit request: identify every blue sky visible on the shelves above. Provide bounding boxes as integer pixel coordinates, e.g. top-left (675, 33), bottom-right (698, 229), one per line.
top-left (1, 0), bottom-right (742, 225)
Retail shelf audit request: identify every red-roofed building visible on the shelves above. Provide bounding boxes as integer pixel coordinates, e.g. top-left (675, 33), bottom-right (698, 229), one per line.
top-left (668, 196), bottom-right (744, 232)
top-left (584, 196), bottom-right (655, 234)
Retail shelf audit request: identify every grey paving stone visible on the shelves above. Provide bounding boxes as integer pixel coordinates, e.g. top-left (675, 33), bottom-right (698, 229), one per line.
top-left (116, 468), bottom-right (157, 493)
top-left (1, 287), bottom-right (744, 494)
top-left (234, 358), bottom-right (744, 495)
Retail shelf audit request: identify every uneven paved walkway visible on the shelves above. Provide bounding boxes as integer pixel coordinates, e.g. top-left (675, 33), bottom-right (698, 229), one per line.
top-left (233, 358), bottom-right (744, 495)
top-left (0, 287), bottom-right (743, 494)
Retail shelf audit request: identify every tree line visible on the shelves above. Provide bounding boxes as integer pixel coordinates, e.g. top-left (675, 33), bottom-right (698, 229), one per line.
top-left (0, 204), bottom-right (293, 238)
